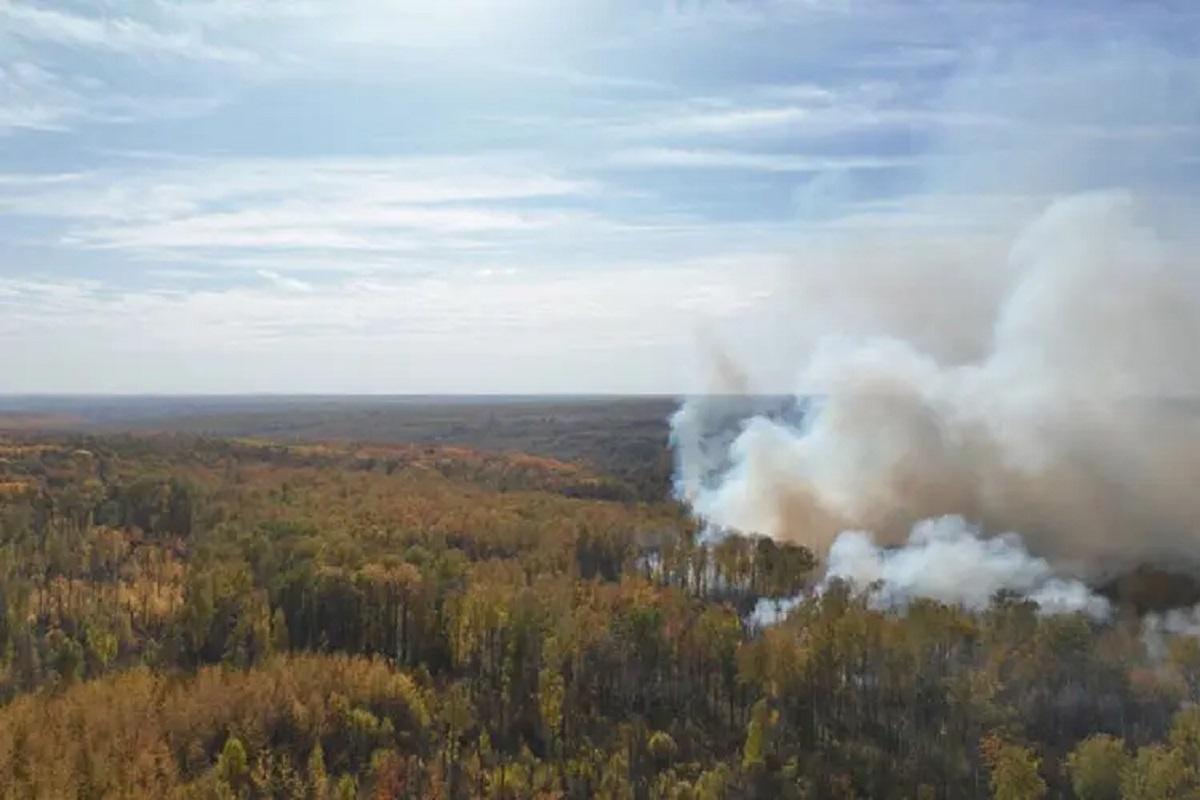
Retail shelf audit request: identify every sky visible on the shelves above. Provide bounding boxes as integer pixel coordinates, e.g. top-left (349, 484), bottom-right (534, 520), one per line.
top-left (1, 0), bottom-right (1198, 394)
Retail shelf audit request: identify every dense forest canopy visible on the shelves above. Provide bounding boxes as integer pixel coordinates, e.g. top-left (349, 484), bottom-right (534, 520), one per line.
top-left (0, 426), bottom-right (1199, 799)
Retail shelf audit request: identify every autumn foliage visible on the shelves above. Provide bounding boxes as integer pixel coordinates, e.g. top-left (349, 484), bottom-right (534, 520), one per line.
top-left (0, 433), bottom-right (1198, 798)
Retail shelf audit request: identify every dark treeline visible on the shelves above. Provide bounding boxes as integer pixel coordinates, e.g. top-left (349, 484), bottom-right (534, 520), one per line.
top-left (1, 433), bottom-right (1199, 798)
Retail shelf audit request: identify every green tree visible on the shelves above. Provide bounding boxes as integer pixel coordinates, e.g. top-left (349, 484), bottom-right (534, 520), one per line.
top-left (271, 607), bottom-right (290, 653)
top-left (1171, 707), bottom-right (1200, 766)
top-left (1066, 735), bottom-right (1128, 800)
top-left (306, 743), bottom-right (328, 800)
top-left (1121, 745), bottom-right (1196, 800)
top-left (646, 731), bottom-right (677, 769)
top-left (84, 622), bottom-right (118, 677)
top-left (981, 736), bottom-right (1046, 800)
top-left (332, 774), bottom-right (357, 800)
top-left (217, 736), bottom-right (249, 798)
top-left (45, 628), bottom-right (84, 685)
top-left (743, 699), bottom-right (774, 770)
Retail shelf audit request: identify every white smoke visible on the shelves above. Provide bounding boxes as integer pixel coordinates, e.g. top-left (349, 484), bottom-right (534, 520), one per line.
top-left (824, 515), bottom-right (1110, 619)
top-left (671, 35), bottom-right (1200, 619)
top-left (747, 515), bottom-right (1111, 625)
top-left (673, 192), bottom-right (1200, 593)
top-left (1142, 605), bottom-right (1200, 661)
top-left (1149, 607), bottom-right (1200, 638)
top-left (748, 595), bottom-right (804, 628)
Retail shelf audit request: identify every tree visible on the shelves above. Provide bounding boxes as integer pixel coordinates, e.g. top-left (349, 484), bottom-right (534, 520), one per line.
top-left (217, 736), bottom-right (249, 798)
top-left (743, 700), bottom-right (775, 770)
top-left (83, 622), bottom-right (118, 677)
top-left (1067, 735), bottom-right (1128, 800)
top-left (44, 628), bottom-right (83, 685)
top-left (1170, 707), bottom-right (1200, 766)
top-left (1169, 637), bottom-right (1200, 702)
top-left (271, 607), bottom-right (291, 653)
top-left (646, 731), bottom-right (677, 769)
top-left (538, 662), bottom-right (565, 750)
top-left (306, 743), bottom-right (328, 800)
top-left (981, 736), bottom-right (1046, 800)
top-left (332, 774), bottom-right (357, 800)
top-left (1121, 745), bottom-right (1196, 800)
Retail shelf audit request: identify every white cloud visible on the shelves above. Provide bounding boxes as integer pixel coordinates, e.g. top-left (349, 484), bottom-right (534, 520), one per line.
top-left (0, 60), bottom-right (87, 131)
top-left (0, 2), bottom-right (258, 64)
top-left (0, 156), bottom-right (594, 217)
top-left (0, 58), bottom-right (226, 135)
top-left (66, 207), bottom-right (612, 253)
top-left (659, 106), bottom-right (813, 135)
top-left (604, 75), bottom-right (1022, 146)
top-left (0, 0), bottom-right (1196, 392)
top-left (0, 154), bottom-right (608, 256)
top-left (610, 147), bottom-right (920, 172)
top-left (257, 270), bottom-right (313, 293)
top-left (0, 258), bottom-right (780, 392)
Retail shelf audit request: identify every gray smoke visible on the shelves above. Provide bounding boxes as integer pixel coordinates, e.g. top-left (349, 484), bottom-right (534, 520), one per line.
top-left (673, 191), bottom-right (1200, 613)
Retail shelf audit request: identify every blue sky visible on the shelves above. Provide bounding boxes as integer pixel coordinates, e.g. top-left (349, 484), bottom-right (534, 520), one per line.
top-left (1, 0), bottom-right (1197, 393)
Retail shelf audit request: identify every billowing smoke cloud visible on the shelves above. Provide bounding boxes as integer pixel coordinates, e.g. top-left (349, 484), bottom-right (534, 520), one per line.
top-left (673, 191), bottom-right (1200, 611)
top-left (749, 515), bottom-right (1111, 626)
top-left (671, 35), bottom-right (1200, 616)
top-left (824, 516), bottom-right (1110, 619)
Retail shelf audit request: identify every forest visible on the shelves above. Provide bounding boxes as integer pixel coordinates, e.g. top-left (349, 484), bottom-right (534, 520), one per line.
top-left (2, 429), bottom-right (1200, 799)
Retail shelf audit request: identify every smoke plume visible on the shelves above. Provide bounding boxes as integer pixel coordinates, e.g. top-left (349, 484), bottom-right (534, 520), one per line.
top-left (1143, 605), bottom-right (1200, 661)
top-left (824, 516), bottom-right (1111, 619)
top-left (672, 36), bottom-right (1200, 616)
top-left (673, 191), bottom-right (1200, 610)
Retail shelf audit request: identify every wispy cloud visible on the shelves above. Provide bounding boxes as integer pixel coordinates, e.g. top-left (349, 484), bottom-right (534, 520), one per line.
top-left (655, 106), bottom-right (813, 135)
top-left (256, 270), bottom-right (313, 293)
top-left (0, 2), bottom-right (259, 64)
top-left (0, 59), bottom-right (226, 135)
top-left (623, 96), bottom-right (1011, 140)
top-left (0, 259), bottom-right (779, 392)
top-left (610, 147), bottom-right (922, 172)
top-left (67, 206), bottom-right (612, 253)
top-left (0, 155), bottom-right (594, 215)
top-left (0, 0), bottom-right (1197, 392)
top-left (0, 60), bottom-right (94, 132)
top-left (0, 154), bottom-right (611, 258)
